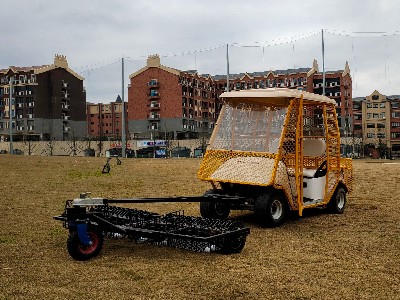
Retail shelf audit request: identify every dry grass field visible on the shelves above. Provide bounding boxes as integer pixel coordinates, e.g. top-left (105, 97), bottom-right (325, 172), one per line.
top-left (0, 155), bottom-right (399, 300)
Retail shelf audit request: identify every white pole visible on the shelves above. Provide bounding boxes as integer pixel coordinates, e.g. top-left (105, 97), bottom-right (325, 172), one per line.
top-left (226, 44), bottom-right (230, 92)
top-left (322, 29), bottom-right (326, 96)
top-left (121, 57), bottom-right (126, 158)
top-left (9, 77), bottom-right (13, 154)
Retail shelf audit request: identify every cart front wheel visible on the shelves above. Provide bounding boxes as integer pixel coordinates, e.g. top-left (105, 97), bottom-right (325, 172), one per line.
top-left (67, 229), bottom-right (103, 261)
top-left (328, 186), bottom-right (346, 214)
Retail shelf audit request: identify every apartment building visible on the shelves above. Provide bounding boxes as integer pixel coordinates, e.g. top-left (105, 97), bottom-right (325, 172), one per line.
top-left (389, 95), bottom-right (400, 158)
top-left (128, 55), bottom-right (218, 139)
top-left (128, 55), bottom-right (352, 140)
top-left (0, 55), bottom-right (86, 141)
top-left (352, 91), bottom-right (400, 158)
top-left (86, 95), bottom-right (128, 139)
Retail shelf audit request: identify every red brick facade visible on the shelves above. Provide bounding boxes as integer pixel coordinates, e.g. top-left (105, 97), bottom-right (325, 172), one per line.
top-left (128, 55), bottom-right (352, 139)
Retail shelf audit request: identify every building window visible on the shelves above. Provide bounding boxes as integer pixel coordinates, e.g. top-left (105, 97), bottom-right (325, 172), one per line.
top-left (380, 103), bottom-right (386, 108)
top-left (391, 102), bottom-right (400, 109)
top-left (367, 133), bottom-right (375, 138)
top-left (373, 103), bottom-right (379, 108)
top-left (367, 123), bottom-right (375, 128)
top-left (367, 103), bottom-right (372, 108)
top-left (116, 113), bottom-right (119, 118)
top-left (377, 133), bottom-right (385, 138)
top-left (373, 113), bottom-right (379, 118)
top-left (392, 122), bottom-right (400, 128)
top-left (380, 112), bottom-right (385, 119)
top-left (392, 112), bottom-right (400, 118)
top-left (391, 132), bottom-right (400, 138)
top-left (377, 123), bottom-right (385, 128)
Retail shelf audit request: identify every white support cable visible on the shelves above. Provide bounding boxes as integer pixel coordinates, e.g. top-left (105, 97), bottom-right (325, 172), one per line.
top-left (325, 29), bottom-right (400, 37)
top-left (72, 29), bottom-right (400, 79)
top-left (80, 58), bottom-right (121, 73)
top-left (72, 57), bottom-right (122, 72)
top-left (230, 30), bottom-right (320, 48)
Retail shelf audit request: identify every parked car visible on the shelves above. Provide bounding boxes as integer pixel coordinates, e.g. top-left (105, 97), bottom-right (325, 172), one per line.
top-left (83, 148), bottom-right (95, 157)
top-left (13, 149), bottom-right (24, 155)
top-left (108, 148), bottom-right (135, 158)
top-left (171, 146), bottom-right (191, 158)
top-left (136, 147), bottom-right (165, 158)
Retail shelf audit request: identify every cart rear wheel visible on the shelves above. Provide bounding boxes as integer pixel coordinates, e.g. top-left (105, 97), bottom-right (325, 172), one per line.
top-left (328, 186), bottom-right (346, 214)
top-left (67, 229), bottom-right (103, 261)
top-left (254, 191), bottom-right (287, 227)
top-left (200, 190), bottom-right (230, 219)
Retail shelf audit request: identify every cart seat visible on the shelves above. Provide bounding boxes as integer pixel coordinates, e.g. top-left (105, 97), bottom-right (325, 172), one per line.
top-left (303, 139), bottom-right (326, 178)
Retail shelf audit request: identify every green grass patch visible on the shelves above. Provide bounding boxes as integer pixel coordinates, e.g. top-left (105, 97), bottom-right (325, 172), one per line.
top-left (68, 169), bottom-right (107, 179)
top-left (0, 236), bottom-right (14, 244)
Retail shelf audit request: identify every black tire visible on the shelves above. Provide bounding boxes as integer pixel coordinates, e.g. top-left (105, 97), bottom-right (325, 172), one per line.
top-left (254, 191), bottom-right (287, 227)
top-left (200, 189), bottom-right (230, 219)
top-left (67, 229), bottom-right (103, 261)
top-left (328, 186), bottom-right (346, 214)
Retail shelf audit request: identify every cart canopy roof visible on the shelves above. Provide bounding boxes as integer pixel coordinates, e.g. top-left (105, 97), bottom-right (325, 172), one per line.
top-left (220, 88), bottom-right (336, 106)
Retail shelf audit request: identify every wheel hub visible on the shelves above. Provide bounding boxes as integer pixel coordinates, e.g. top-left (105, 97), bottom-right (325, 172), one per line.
top-left (271, 199), bottom-right (283, 220)
top-left (337, 192), bottom-right (345, 209)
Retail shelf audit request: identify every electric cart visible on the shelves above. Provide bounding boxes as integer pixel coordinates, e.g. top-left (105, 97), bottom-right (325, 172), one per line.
top-left (197, 88), bottom-right (353, 226)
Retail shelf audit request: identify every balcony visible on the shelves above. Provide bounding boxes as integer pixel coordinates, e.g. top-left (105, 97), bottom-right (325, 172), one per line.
top-left (62, 103), bottom-right (70, 110)
top-left (148, 80), bottom-right (159, 88)
top-left (62, 91), bottom-right (70, 99)
top-left (148, 114), bottom-right (160, 120)
top-left (148, 92), bottom-right (160, 99)
top-left (149, 103), bottom-right (160, 110)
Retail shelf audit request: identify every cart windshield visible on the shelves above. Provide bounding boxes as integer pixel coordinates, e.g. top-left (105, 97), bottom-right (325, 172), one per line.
top-left (210, 103), bottom-right (287, 153)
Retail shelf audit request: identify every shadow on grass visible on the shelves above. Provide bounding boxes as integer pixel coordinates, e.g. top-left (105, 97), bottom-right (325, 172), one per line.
top-left (228, 206), bottom-right (332, 228)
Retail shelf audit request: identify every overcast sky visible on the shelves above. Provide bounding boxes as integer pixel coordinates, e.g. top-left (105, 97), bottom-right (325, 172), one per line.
top-left (1, 0), bottom-right (399, 102)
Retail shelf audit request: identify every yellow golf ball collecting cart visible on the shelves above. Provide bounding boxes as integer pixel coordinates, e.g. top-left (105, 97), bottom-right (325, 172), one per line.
top-left (198, 88), bottom-right (353, 226)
